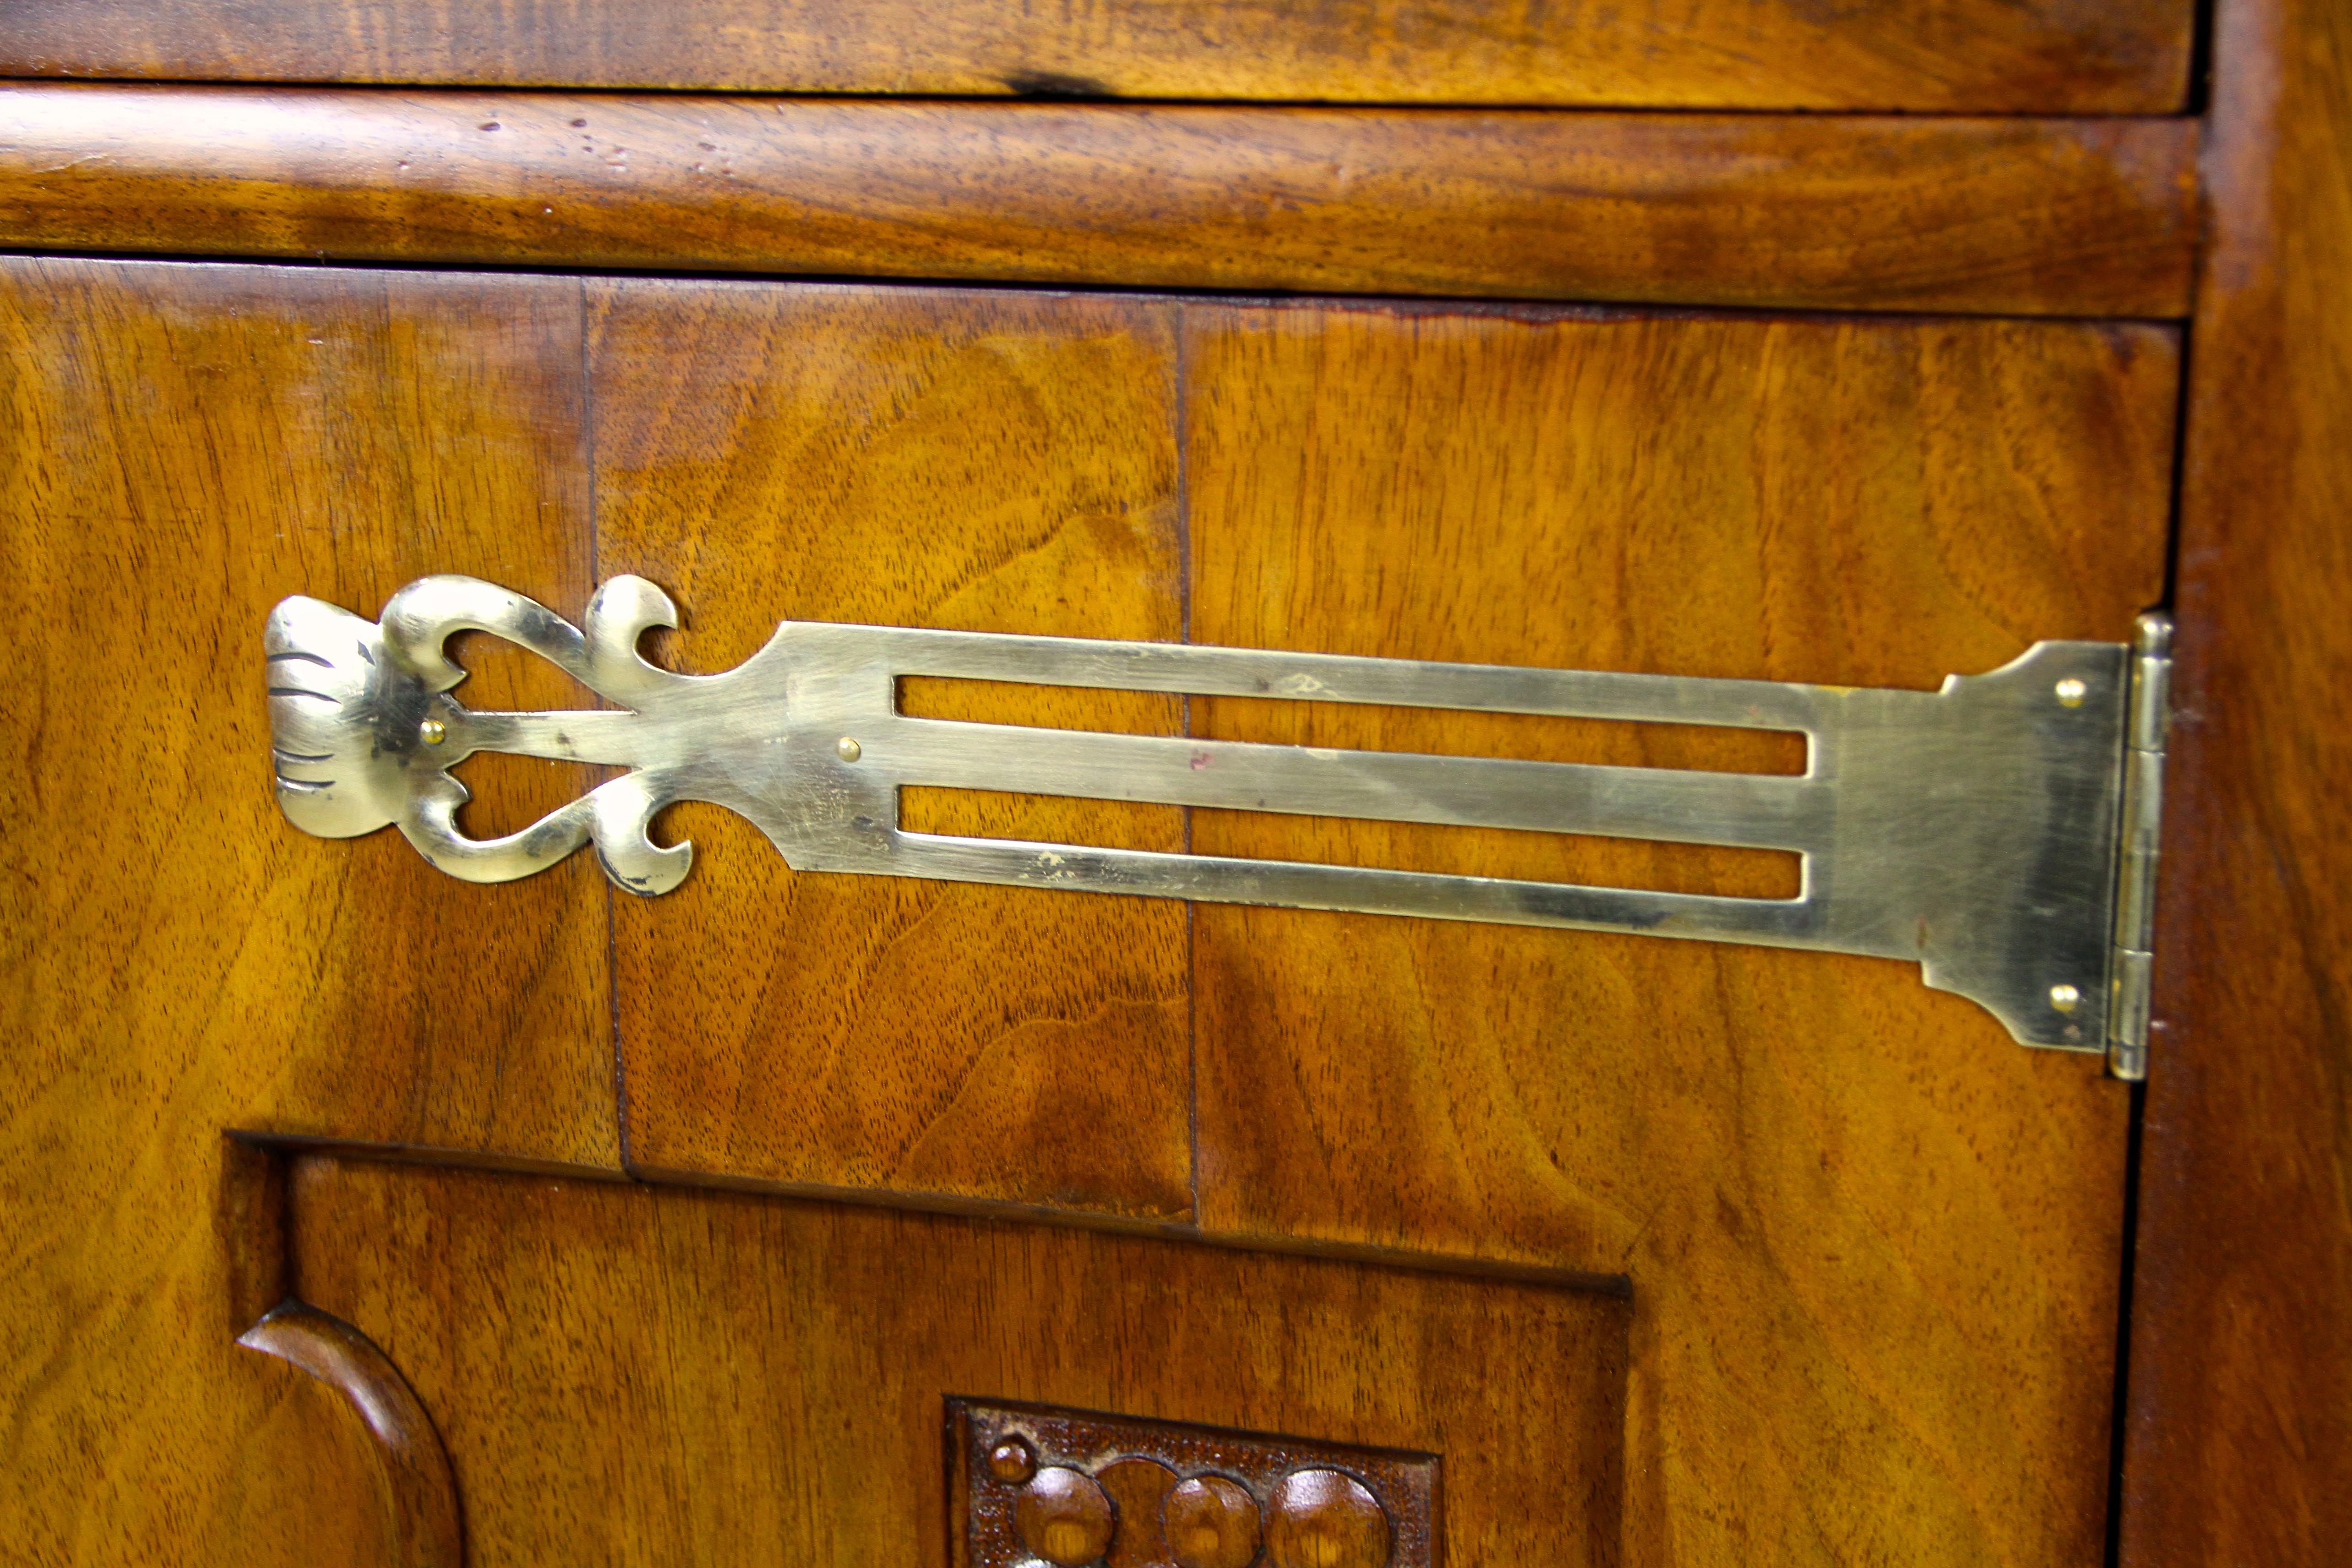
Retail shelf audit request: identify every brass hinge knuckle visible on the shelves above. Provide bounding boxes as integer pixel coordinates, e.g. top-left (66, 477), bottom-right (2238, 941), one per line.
top-left (2106, 612), bottom-right (2172, 1080)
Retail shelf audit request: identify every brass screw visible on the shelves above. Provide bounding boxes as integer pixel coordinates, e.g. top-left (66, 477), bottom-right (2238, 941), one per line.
top-left (2049, 983), bottom-right (2082, 1014)
top-left (836, 736), bottom-right (862, 762)
top-left (2054, 678), bottom-right (2088, 708)
top-left (419, 718), bottom-right (447, 745)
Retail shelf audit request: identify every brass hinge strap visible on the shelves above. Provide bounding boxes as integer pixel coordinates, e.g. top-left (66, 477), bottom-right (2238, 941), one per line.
top-left (267, 574), bottom-right (2156, 1060)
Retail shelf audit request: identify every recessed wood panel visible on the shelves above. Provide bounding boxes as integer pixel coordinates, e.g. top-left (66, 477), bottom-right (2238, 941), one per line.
top-left (1181, 301), bottom-right (2178, 1566)
top-left (590, 280), bottom-right (1192, 1218)
top-left (0, 258), bottom-right (618, 1562)
top-left (0, 0), bottom-right (2191, 112)
top-left (0, 87), bottom-right (2202, 320)
top-left (288, 1155), bottom-right (1629, 1568)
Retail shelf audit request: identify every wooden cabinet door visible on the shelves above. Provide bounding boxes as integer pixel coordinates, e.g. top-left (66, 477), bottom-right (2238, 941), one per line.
top-left (2, 257), bottom-right (2172, 1565)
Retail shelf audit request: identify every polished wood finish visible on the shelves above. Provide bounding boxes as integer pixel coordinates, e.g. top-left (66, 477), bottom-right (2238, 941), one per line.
top-left (237, 1303), bottom-right (464, 1568)
top-left (0, 259), bottom-right (619, 1167)
top-left (0, 256), bottom-right (624, 1563)
top-left (2121, 0), bottom-right (2352, 1559)
top-left (592, 281), bottom-right (1192, 1218)
top-left (1164, 1477), bottom-right (1262, 1568)
top-left (289, 1155), bottom-right (1629, 1567)
top-left (0, 86), bottom-right (2201, 319)
top-left (0, 254), bottom-right (2188, 1562)
top-left (0, 0), bottom-right (2192, 112)
top-left (0, 0), bottom-right (2342, 1542)
top-left (1183, 302), bottom-right (2175, 1566)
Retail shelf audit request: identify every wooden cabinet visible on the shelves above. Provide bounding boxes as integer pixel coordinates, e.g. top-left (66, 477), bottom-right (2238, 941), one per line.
top-left (3, 4), bottom-right (2347, 1566)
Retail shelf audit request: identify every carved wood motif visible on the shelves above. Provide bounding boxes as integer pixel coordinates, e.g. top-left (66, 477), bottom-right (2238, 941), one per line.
top-left (0, 0), bottom-right (2195, 112)
top-left (955, 1400), bottom-right (1436, 1568)
top-left (238, 1302), bottom-right (463, 1568)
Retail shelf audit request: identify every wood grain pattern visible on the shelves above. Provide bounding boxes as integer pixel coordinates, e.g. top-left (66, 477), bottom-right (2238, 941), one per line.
top-left (288, 1154), bottom-right (1628, 1568)
top-left (0, 257), bottom-right (621, 1563)
top-left (591, 281), bottom-right (1192, 1217)
top-left (238, 1302), bottom-right (464, 1568)
top-left (2121, 0), bottom-right (2352, 1558)
top-left (1181, 301), bottom-right (2178, 1566)
top-left (0, 258), bottom-right (618, 1161)
top-left (0, 85), bottom-right (2202, 320)
top-left (0, 0), bottom-right (2192, 112)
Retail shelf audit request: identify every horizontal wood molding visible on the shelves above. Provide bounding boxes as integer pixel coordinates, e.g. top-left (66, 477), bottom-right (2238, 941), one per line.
top-left (289, 1155), bottom-right (1630, 1567)
top-left (0, 0), bottom-right (2193, 114)
top-left (0, 85), bottom-right (2200, 317)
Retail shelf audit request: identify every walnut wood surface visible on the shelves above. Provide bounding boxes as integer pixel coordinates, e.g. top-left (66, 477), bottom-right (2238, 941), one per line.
top-left (2121, 0), bottom-right (2352, 1558)
top-left (0, 85), bottom-right (2201, 319)
top-left (289, 1154), bottom-right (1627, 1567)
top-left (1181, 302), bottom-right (2175, 1566)
top-left (0, 0), bottom-right (2192, 113)
top-left (0, 257), bottom-right (622, 1561)
top-left (0, 258), bottom-right (618, 1163)
top-left (238, 1303), bottom-right (464, 1568)
top-left (594, 281), bottom-right (1192, 1217)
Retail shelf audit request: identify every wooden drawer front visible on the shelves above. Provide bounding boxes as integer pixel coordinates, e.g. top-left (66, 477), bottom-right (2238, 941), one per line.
top-left (0, 0), bottom-right (2192, 113)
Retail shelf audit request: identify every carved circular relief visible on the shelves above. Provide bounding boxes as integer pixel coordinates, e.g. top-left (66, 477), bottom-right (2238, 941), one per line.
top-left (1164, 1474), bottom-right (1263, 1568)
top-left (1266, 1470), bottom-right (1390, 1568)
top-left (1015, 1466), bottom-right (1115, 1566)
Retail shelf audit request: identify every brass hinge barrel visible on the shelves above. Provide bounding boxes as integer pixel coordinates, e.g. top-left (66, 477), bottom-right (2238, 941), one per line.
top-left (2106, 611), bottom-right (2172, 1080)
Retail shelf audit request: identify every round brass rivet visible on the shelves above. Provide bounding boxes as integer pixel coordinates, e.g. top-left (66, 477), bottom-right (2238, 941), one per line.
top-left (987, 1436), bottom-right (1037, 1486)
top-left (1015, 1467), bottom-right (1114, 1568)
top-left (2054, 677), bottom-right (2089, 708)
top-left (836, 736), bottom-right (862, 762)
top-left (1165, 1475), bottom-right (1262, 1568)
top-left (419, 718), bottom-right (447, 745)
top-left (1266, 1470), bottom-right (1390, 1568)
top-left (2050, 983), bottom-right (2082, 1014)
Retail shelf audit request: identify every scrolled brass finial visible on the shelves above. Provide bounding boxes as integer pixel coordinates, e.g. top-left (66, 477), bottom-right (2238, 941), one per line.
top-left (264, 575), bottom-right (693, 893)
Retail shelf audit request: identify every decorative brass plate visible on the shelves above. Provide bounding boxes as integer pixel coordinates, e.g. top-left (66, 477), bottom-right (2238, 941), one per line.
top-left (266, 575), bottom-right (2168, 1065)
